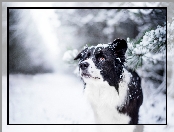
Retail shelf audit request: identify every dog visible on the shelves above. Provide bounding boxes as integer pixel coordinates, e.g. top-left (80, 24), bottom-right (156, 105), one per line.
top-left (74, 38), bottom-right (143, 124)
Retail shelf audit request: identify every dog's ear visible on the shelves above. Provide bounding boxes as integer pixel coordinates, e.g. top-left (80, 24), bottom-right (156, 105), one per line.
top-left (112, 38), bottom-right (127, 56)
top-left (74, 48), bottom-right (88, 60)
top-left (74, 52), bottom-right (82, 60)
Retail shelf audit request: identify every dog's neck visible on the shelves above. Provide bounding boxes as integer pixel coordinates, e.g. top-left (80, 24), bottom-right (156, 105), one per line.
top-left (84, 68), bottom-right (132, 124)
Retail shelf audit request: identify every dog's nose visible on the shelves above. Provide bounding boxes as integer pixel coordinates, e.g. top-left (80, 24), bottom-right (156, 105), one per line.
top-left (79, 62), bottom-right (89, 70)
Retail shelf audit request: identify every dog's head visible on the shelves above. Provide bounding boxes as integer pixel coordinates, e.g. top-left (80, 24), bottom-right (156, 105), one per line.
top-left (74, 38), bottom-right (127, 92)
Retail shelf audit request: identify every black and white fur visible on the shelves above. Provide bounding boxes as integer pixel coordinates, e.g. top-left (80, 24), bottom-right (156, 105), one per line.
top-left (74, 39), bottom-right (143, 124)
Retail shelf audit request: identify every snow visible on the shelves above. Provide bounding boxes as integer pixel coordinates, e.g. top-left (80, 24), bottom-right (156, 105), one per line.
top-left (133, 45), bottom-right (147, 55)
top-left (3, 64), bottom-right (171, 132)
top-left (2, 74), bottom-right (98, 131)
top-left (116, 58), bottom-right (121, 62)
top-left (143, 96), bottom-right (174, 132)
top-left (139, 92), bottom-right (166, 124)
top-left (140, 25), bottom-right (166, 48)
top-left (96, 44), bottom-right (109, 48)
top-left (8, 73), bottom-right (96, 124)
top-left (126, 24), bottom-right (166, 70)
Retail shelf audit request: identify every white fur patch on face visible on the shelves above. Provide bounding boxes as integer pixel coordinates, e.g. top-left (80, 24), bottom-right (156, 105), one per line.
top-left (80, 58), bottom-right (102, 83)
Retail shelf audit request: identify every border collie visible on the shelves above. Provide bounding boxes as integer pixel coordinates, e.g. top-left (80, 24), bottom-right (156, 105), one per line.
top-left (74, 38), bottom-right (143, 124)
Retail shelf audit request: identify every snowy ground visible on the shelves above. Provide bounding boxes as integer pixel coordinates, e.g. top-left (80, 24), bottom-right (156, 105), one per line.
top-left (8, 73), bottom-right (97, 124)
top-left (2, 64), bottom-right (174, 132)
top-left (2, 73), bottom-right (99, 132)
top-left (2, 72), bottom-right (170, 132)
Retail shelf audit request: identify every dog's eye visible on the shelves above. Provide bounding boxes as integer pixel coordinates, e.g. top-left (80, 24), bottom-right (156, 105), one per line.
top-left (99, 57), bottom-right (105, 61)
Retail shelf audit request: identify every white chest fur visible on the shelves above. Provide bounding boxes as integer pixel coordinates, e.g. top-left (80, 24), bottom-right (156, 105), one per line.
top-left (84, 69), bottom-right (131, 124)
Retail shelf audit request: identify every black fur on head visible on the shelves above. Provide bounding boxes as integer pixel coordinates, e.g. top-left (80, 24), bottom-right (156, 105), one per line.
top-left (112, 38), bottom-right (127, 57)
top-left (74, 38), bottom-right (128, 93)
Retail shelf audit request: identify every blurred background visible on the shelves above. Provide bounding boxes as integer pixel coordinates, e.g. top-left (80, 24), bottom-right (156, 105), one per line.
top-left (2, 2), bottom-right (174, 132)
top-left (7, 6), bottom-right (167, 74)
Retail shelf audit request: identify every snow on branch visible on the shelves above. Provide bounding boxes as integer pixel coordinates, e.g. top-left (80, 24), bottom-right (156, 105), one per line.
top-left (126, 24), bottom-right (166, 70)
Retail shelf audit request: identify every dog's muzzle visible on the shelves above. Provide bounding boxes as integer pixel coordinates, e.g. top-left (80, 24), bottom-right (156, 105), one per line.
top-left (79, 61), bottom-right (100, 79)
top-left (79, 62), bottom-right (91, 78)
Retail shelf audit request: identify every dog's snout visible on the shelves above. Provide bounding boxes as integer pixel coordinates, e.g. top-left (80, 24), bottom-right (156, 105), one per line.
top-left (79, 62), bottom-right (89, 70)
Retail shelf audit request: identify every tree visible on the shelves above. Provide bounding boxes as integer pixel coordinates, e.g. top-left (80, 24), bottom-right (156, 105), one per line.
top-left (126, 24), bottom-right (166, 92)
